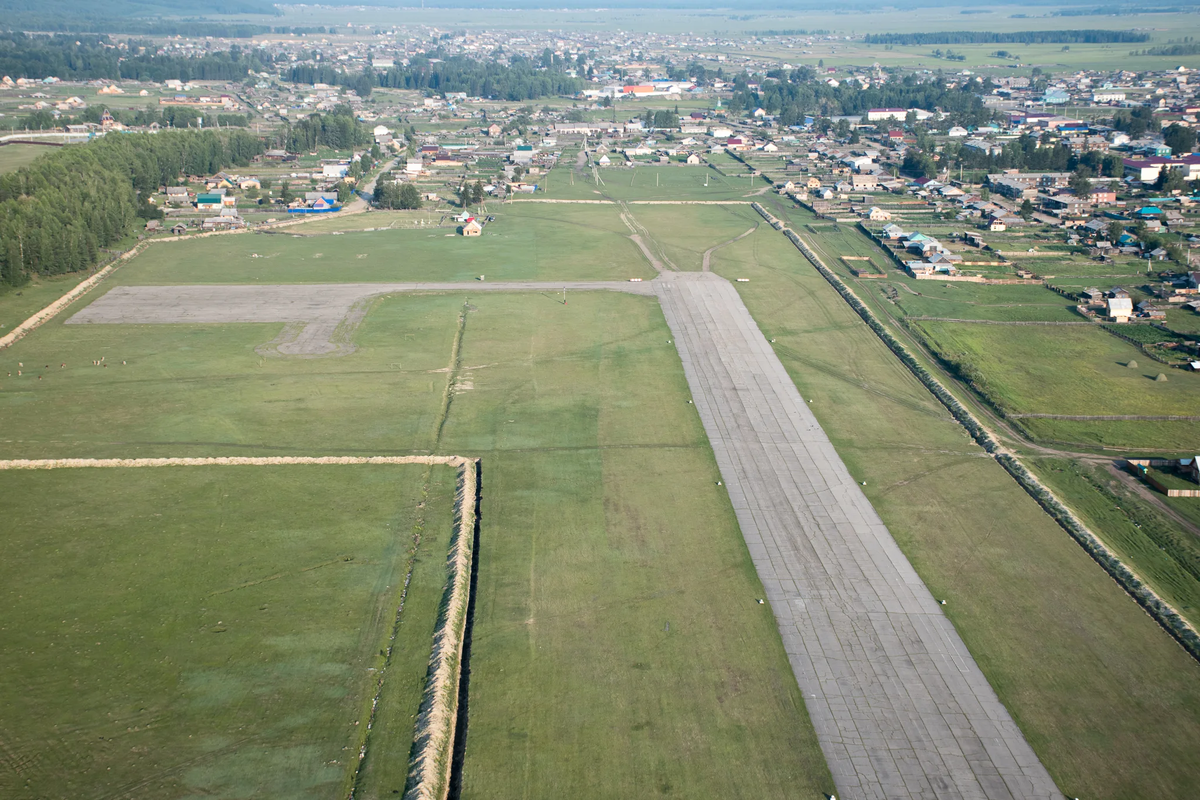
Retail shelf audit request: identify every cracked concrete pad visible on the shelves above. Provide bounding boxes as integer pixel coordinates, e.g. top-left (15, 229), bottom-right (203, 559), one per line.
top-left (653, 271), bottom-right (1061, 800)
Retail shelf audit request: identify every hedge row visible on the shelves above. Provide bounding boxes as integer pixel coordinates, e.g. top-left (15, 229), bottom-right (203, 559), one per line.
top-left (750, 202), bottom-right (1200, 663)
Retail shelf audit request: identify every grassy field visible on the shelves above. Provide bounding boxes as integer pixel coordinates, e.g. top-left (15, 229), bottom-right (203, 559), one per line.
top-left (0, 272), bottom-right (92, 334)
top-left (116, 204), bottom-right (654, 285)
top-left (1026, 457), bottom-right (1200, 623)
top-left (539, 164), bottom-right (770, 202)
top-left (0, 293), bottom-right (463, 460)
top-left (794, 211), bottom-right (1200, 452)
top-left (0, 234), bottom-right (834, 797)
top-left (914, 322), bottom-right (1200, 448)
top-left (0, 143), bottom-right (53, 174)
top-left (272, 4), bottom-right (1200, 47)
top-left (438, 292), bottom-right (834, 799)
top-left (623, 203), bottom-right (761, 271)
top-left (709, 227), bottom-right (1200, 800)
top-left (886, 282), bottom-right (1082, 322)
top-left (0, 462), bottom-right (454, 800)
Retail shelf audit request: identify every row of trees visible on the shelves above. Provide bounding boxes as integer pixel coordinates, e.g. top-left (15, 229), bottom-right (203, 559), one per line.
top-left (279, 107), bottom-right (371, 153)
top-left (285, 51), bottom-right (584, 102)
top-left (286, 64), bottom-right (376, 98)
top-left (373, 178), bottom-right (422, 210)
top-left (726, 71), bottom-right (998, 129)
top-left (864, 30), bottom-right (1150, 45)
top-left (0, 129), bottom-right (263, 286)
top-left (17, 104), bottom-right (250, 132)
top-left (0, 32), bottom-right (274, 81)
top-left (376, 52), bottom-right (582, 101)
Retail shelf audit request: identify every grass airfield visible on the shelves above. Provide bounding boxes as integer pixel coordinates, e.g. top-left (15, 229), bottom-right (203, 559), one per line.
top-left (3, 193), bottom-right (1200, 798)
top-left (0, 200), bottom-right (835, 799)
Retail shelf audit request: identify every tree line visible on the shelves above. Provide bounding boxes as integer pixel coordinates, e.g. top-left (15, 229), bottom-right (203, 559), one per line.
top-left (0, 32), bottom-right (275, 81)
top-left (285, 53), bottom-right (583, 102)
top-left (0, 129), bottom-right (262, 286)
top-left (280, 107), bottom-right (371, 152)
top-left (726, 71), bottom-right (997, 129)
top-left (377, 52), bottom-right (582, 101)
top-left (1135, 42), bottom-right (1200, 56)
top-left (864, 30), bottom-right (1150, 45)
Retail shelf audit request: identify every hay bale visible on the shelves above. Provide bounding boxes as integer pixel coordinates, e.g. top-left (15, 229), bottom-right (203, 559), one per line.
top-left (1127, 359), bottom-right (1138, 368)
top-left (1156, 372), bottom-right (1168, 382)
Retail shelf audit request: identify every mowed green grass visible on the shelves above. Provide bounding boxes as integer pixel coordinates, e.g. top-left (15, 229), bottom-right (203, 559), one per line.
top-left (0, 293), bottom-right (463, 460)
top-left (0, 272), bottom-right (92, 333)
top-left (791, 211), bottom-right (1200, 451)
top-left (710, 229), bottom-right (1200, 799)
top-left (624, 203), bottom-right (761, 271)
top-left (0, 462), bottom-right (455, 800)
top-left (437, 292), bottom-right (835, 798)
top-left (539, 164), bottom-right (769, 202)
top-left (915, 321), bottom-right (1200, 449)
top-left (1025, 457), bottom-right (1200, 626)
top-left (1, 249), bottom-right (833, 799)
top-left (888, 282), bottom-right (1082, 322)
top-left (0, 143), bottom-right (53, 174)
top-left (114, 204), bottom-right (654, 286)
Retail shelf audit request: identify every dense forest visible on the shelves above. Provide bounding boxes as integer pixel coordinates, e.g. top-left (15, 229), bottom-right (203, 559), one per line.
top-left (0, 33), bottom-right (274, 81)
top-left (864, 29), bottom-right (1151, 45)
top-left (0, 130), bottom-right (262, 286)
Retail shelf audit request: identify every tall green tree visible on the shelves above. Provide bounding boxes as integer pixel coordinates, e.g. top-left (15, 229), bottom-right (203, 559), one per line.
top-left (1164, 123), bottom-right (1197, 156)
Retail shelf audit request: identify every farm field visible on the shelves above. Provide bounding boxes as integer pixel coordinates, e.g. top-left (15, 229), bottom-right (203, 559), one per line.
top-left (888, 282), bottom-right (1082, 322)
top-left (0, 462), bottom-right (455, 800)
top-left (795, 210), bottom-right (1200, 450)
top-left (120, 204), bottom-right (654, 285)
top-left (708, 227), bottom-right (1200, 800)
top-left (914, 321), bottom-right (1200, 449)
top-left (271, 3), bottom-right (1200, 42)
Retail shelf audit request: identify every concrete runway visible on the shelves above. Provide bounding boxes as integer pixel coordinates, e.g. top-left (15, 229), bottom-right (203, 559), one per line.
top-left (654, 272), bottom-right (1061, 800)
top-left (66, 274), bottom-right (1061, 798)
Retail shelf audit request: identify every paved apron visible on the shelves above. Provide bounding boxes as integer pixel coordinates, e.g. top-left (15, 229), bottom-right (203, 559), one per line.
top-left (654, 272), bottom-right (1061, 800)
